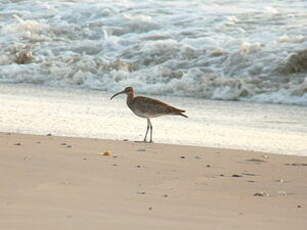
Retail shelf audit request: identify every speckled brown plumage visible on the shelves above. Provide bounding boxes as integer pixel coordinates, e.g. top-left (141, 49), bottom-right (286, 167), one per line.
top-left (129, 96), bottom-right (187, 118)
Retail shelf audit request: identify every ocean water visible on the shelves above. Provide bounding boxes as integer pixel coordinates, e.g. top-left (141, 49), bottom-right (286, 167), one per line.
top-left (0, 0), bottom-right (307, 105)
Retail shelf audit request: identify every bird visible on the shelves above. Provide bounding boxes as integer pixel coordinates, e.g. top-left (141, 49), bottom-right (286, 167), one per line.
top-left (110, 87), bottom-right (188, 143)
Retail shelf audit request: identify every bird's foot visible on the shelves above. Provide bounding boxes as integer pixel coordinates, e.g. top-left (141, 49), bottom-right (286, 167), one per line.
top-left (142, 139), bottom-right (154, 143)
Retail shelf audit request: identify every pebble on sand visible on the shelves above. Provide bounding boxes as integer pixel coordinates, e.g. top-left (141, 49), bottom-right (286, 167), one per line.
top-left (137, 191), bottom-right (146, 195)
top-left (285, 163), bottom-right (307, 166)
top-left (232, 174), bottom-right (243, 177)
top-left (254, 192), bottom-right (269, 197)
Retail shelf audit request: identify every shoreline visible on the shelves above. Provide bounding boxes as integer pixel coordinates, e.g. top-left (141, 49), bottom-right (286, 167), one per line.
top-left (1, 83), bottom-right (307, 156)
top-left (1, 132), bottom-right (307, 229)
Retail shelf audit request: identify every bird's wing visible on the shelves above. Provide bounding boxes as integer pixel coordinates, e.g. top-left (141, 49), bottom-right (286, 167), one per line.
top-left (133, 96), bottom-right (185, 115)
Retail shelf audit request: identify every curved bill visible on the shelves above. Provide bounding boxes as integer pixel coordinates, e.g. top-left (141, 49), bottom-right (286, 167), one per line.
top-left (110, 90), bottom-right (125, 100)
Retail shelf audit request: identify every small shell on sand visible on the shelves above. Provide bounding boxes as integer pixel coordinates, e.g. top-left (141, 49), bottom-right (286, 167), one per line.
top-left (101, 151), bottom-right (112, 156)
top-left (277, 191), bottom-right (288, 196)
top-left (276, 179), bottom-right (284, 183)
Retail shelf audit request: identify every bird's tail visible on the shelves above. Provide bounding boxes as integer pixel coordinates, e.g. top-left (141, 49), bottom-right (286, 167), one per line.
top-left (178, 112), bottom-right (188, 118)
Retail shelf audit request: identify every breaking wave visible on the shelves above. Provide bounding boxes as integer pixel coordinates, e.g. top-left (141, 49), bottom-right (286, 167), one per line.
top-left (0, 0), bottom-right (307, 105)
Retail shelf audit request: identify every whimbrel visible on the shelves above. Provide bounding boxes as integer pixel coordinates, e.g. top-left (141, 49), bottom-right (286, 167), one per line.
top-left (110, 87), bottom-right (188, 143)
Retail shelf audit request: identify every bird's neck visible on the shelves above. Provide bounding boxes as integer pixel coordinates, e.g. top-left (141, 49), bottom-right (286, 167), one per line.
top-left (126, 92), bottom-right (135, 106)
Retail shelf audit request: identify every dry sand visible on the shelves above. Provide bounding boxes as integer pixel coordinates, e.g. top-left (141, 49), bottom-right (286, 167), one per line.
top-left (0, 132), bottom-right (306, 229)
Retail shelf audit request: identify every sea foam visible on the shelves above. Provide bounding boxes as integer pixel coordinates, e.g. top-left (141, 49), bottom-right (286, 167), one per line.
top-left (0, 0), bottom-right (306, 105)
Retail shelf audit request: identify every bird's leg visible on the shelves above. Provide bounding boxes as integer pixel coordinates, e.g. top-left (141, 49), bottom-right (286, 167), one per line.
top-left (148, 119), bottom-right (153, 143)
top-left (144, 118), bottom-right (150, 142)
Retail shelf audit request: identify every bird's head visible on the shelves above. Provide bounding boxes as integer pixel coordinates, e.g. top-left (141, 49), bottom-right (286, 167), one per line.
top-left (110, 86), bottom-right (134, 100)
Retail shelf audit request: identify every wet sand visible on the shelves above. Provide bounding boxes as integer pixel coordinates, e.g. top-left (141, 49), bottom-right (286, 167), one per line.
top-left (1, 83), bottom-right (307, 155)
top-left (1, 132), bottom-right (307, 229)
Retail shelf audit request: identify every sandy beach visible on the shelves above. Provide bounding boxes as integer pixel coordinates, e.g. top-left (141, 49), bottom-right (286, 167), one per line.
top-left (1, 132), bottom-right (306, 229)
top-left (1, 0), bottom-right (307, 229)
